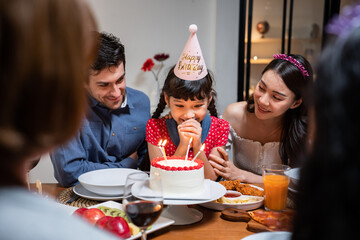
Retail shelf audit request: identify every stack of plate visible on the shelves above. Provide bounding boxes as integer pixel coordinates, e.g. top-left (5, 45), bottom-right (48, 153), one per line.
top-left (285, 168), bottom-right (300, 208)
top-left (74, 168), bottom-right (143, 201)
top-left (285, 168), bottom-right (300, 193)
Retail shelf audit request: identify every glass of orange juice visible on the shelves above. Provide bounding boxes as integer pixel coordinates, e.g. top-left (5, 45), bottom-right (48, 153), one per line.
top-left (262, 164), bottom-right (291, 211)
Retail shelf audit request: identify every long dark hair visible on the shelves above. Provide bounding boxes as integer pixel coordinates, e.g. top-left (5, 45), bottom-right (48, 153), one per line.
top-left (247, 54), bottom-right (313, 167)
top-left (152, 66), bottom-right (218, 118)
top-left (292, 28), bottom-right (360, 240)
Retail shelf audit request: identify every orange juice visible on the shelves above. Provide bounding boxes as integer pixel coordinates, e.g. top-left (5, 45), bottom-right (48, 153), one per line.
top-left (263, 174), bottom-right (289, 211)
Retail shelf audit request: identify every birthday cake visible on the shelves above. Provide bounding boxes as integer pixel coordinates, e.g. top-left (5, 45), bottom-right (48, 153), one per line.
top-left (150, 156), bottom-right (205, 196)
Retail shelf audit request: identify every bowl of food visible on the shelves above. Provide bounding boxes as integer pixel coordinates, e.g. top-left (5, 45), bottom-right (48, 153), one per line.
top-left (78, 168), bottom-right (143, 196)
top-left (200, 185), bottom-right (264, 211)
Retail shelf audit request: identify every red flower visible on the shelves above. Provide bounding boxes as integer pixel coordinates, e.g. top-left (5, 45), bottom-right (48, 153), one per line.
top-left (141, 58), bottom-right (155, 72)
top-left (141, 53), bottom-right (169, 81)
top-left (154, 53), bottom-right (169, 62)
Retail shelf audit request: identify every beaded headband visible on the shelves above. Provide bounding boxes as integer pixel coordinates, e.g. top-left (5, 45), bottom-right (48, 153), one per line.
top-left (273, 54), bottom-right (309, 78)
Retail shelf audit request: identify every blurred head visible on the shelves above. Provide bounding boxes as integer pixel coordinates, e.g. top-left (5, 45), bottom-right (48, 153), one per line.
top-left (152, 67), bottom-right (218, 122)
top-left (87, 32), bottom-right (126, 110)
top-left (0, 0), bottom-right (98, 185)
top-left (312, 27), bottom-right (360, 170)
top-left (292, 19), bottom-right (360, 240)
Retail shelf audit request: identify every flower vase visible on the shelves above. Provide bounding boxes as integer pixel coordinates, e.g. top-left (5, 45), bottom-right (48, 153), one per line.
top-left (150, 80), bottom-right (161, 113)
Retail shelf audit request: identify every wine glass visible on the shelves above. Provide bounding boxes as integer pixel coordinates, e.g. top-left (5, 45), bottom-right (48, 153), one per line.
top-left (123, 172), bottom-right (163, 240)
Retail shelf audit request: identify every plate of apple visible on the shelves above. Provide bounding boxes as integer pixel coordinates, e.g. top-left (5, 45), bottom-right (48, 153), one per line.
top-left (71, 201), bottom-right (174, 239)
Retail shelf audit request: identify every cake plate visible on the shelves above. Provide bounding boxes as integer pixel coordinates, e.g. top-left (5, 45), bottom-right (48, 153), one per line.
top-left (161, 180), bottom-right (226, 225)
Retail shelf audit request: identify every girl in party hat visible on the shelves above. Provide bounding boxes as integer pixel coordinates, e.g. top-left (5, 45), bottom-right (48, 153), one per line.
top-left (146, 24), bottom-right (229, 180)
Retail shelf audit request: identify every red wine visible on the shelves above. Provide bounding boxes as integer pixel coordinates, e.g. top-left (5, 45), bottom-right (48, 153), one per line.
top-left (125, 200), bottom-right (163, 228)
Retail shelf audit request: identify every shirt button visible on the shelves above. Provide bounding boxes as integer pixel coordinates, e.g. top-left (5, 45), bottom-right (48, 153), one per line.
top-left (133, 126), bottom-right (137, 130)
top-left (112, 133), bottom-right (115, 136)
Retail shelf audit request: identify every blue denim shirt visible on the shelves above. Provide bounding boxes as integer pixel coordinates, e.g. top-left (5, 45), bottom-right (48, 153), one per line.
top-left (50, 87), bottom-right (150, 187)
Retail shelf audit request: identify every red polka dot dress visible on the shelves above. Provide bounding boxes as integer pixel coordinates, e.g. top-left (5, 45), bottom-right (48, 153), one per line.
top-left (146, 116), bottom-right (230, 158)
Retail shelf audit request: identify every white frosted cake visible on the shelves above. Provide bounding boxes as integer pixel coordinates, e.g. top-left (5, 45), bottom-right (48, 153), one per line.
top-left (150, 156), bottom-right (205, 196)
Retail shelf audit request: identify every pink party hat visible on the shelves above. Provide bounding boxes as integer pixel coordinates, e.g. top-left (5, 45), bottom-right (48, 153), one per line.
top-left (174, 24), bottom-right (208, 81)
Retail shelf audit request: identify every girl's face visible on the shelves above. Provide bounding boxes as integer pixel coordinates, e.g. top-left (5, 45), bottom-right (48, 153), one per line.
top-left (253, 70), bottom-right (302, 120)
top-left (165, 94), bottom-right (211, 125)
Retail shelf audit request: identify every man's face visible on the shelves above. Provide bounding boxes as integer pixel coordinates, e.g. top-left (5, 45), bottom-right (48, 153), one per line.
top-left (86, 62), bottom-right (126, 110)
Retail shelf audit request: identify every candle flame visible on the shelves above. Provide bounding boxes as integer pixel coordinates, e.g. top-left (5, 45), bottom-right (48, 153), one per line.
top-left (191, 144), bottom-right (206, 162)
top-left (158, 139), bottom-right (163, 146)
top-left (162, 139), bottom-right (167, 146)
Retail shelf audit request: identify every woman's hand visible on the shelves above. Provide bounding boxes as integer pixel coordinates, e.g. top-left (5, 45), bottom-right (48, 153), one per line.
top-left (209, 147), bottom-right (263, 183)
top-left (209, 147), bottom-right (239, 180)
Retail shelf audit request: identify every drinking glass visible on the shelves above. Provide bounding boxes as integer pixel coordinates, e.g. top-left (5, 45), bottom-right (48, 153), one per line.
top-left (262, 164), bottom-right (291, 211)
top-left (123, 172), bottom-right (163, 240)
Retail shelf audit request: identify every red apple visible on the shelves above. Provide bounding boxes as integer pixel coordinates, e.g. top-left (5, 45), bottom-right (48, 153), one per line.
top-left (82, 208), bottom-right (105, 225)
top-left (95, 216), bottom-right (113, 229)
top-left (104, 216), bottom-right (131, 239)
top-left (73, 207), bottom-right (88, 217)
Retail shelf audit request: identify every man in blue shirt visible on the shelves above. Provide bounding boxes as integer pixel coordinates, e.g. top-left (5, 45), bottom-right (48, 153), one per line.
top-left (51, 32), bottom-right (150, 187)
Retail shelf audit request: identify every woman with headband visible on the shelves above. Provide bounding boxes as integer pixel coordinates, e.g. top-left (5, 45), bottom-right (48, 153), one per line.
top-left (209, 54), bottom-right (313, 183)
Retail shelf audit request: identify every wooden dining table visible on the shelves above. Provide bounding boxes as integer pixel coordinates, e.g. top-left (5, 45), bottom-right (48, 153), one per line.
top-left (30, 183), bottom-right (266, 240)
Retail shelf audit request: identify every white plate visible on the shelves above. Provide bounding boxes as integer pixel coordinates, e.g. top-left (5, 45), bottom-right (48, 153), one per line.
top-left (163, 180), bottom-right (226, 205)
top-left (241, 231), bottom-right (292, 240)
top-left (68, 201), bottom-right (175, 240)
top-left (78, 168), bottom-right (143, 196)
top-left (199, 184), bottom-right (264, 211)
top-left (132, 179), bottom-right (212, 201)
top-left (73, 183), bottom-right (123, 201)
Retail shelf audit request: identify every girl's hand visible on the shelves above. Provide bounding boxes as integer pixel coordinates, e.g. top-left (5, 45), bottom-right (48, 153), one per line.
top-left (209, 147), bottom-right (262, 183)
top-left (178, 119), bottom-right (202, 148)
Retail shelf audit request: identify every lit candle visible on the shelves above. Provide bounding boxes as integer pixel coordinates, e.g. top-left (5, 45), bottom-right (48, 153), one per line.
top-left (158, 139), bottom-right (163, 152)
top-left (158, 139), bottom-right (168, 161)
top-left (191, 144), bottom-right (205, 162)
top-left (161, 139), bottom-right (167, 161)
top-left (184, 137), bottom-right (193, 161)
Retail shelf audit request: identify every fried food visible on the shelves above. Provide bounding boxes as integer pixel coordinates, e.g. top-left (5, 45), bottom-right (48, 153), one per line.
top-left (219, 180), bottom-right (235, 190)
top-left (235, 184), bottom-right (264, 197)
top-left (219, 180), bottom-right (264, 197)
top-left (215, 196), bottom-right (262, 204)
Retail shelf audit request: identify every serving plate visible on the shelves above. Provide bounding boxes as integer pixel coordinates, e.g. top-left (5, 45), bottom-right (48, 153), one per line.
top-left (199, 185), bottom-right (264, 211)
top-left (73, 183), bottom-right (123, 201)
top-left (66, 201), bottom-right (174, 240)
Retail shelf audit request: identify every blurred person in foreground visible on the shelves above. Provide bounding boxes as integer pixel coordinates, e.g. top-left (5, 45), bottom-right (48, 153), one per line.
top-left (292, 2), bottom-right (360, 240)
top-left (50, 32), bottom-right (150, 187)
top-left (0, 0), bottom-right (118, 239)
